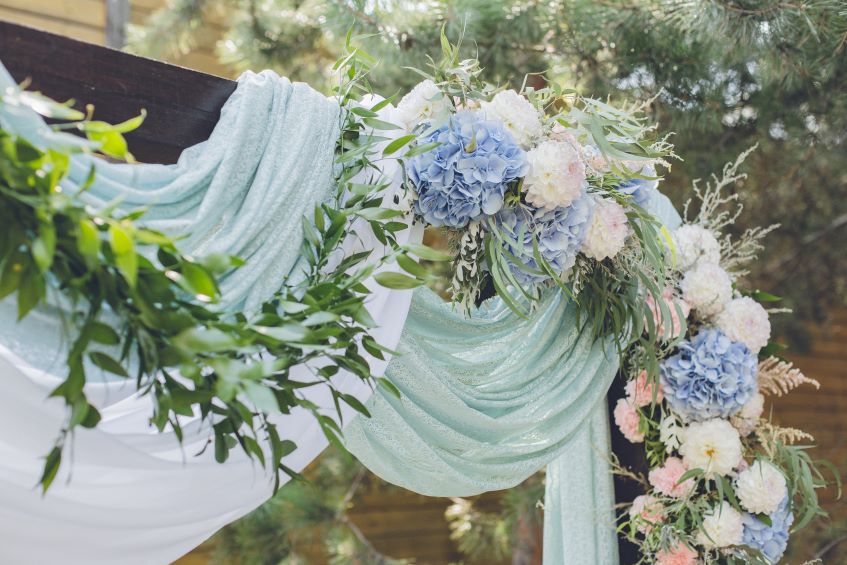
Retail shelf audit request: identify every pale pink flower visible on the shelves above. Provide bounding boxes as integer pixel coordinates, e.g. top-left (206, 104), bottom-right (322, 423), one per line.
top-left (614, 398), bottom-right (644, 443)
top-left (648, 457), bottom-right (695, 498)
top-left (629, 494), bottom-right (665, 533)
top-left (625, 370), bottom-right (664, 407)
top-left (646, 287), bottom-right (690, 340)
top-left (655, 542), bottom-right (699, 565)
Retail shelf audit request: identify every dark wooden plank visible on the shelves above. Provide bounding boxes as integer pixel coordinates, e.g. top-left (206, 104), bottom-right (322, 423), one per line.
top-left (0, 20), bottom-right (236, 164)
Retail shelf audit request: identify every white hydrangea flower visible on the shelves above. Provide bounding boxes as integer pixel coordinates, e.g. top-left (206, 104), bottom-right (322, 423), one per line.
top-left (672, 224), bottom-right (721, 271)
top-left (696, 501), bottom-right (744, 549)
top-left (479, 89), bottom-right (542, 148)
top-left (679, 418), bottom-right (743, 477)
top-left (581, 196), bottom-right (630, 261)
top-left (681, 261), bottom-right (733, 318)
top-left (523, 140), bottom-right (586, 210)
top-left (395, 79), bottom-right (450, 131)
top-left (735, 460), bottom-right (788, 515)
top-left (716, 296), bottom-right (772, 354)
top-left (659, 412), bottom-right (684, 453)
top-left (731, 392), bottom-right (764, 437)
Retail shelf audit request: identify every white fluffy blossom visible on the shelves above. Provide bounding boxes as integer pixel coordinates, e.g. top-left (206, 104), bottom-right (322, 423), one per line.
top-left (395, 80), bottom-right (450, 131)
top-left (679, 418), bottom-right (743, 477)
top-left (581, 196), bottom-right (630, 261)
top-left (717, 296), bottom-right (772, 354)
top-left (523, 140), bottom-right (586, 210)
top-left (672, 225), bottom-right (721, 271)
top-left (681, 262), bottom-right (733, 318)
top-left (696, 501), bottom-right (744, 549)
top-left (731, 392), bottom-right (764, 437)
top-left (735, 460), bottom-right (788, 515)
top-left (479, 89), bottom-right (542, 148)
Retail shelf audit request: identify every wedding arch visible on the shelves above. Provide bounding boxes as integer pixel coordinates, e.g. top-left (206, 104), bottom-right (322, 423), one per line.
top-left (0, 20), bottom-right (832, 565)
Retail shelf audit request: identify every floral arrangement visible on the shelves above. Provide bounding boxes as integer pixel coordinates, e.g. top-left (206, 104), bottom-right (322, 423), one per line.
top-left (614, 151), bottom-right (840, 564)
top-left (386, 35), bottom-right (676, 348)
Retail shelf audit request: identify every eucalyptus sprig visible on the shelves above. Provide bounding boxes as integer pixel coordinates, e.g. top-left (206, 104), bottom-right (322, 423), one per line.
top-left (0, 38), bottom-right (446, 492)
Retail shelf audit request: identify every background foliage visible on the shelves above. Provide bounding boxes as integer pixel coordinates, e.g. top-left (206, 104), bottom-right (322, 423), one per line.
top-left (129, 1), bottom-right (846, 563)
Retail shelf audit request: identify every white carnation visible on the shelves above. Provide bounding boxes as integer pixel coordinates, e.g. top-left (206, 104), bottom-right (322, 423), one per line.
top-left (479, 89), bottom-right (542, 148)
top-left (735, 460), bottom-right (788, 515)
top-left (581, 196), bottom-right (630, 261)
top-left (523, 140), bottom-right (586, 210)
top-left (679, 418), bottom-right (742, 477)
top-left (716, 296), bottom-right (771, 354)
top-left (672, 225), bottom-right (721, 271)
top-left (396, 80), bottom-right (450, 131)
top-left (681, 262), bottom-right (733, 318)
top-left (696, 501), bottom-right (744, 549)
top-left (731, 392), bottom-right (764, 437)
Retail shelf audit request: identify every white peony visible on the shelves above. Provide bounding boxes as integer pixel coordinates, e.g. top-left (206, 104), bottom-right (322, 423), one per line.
top-left (716, 296), bottom-right (771, 354)
top-left (672, 224), bottom-right (721, 271)
top-left (395, 79), bottom-right (450, 131)
top-left (681, 261), bottom-right (733, 318)
top-left (734, 460), bottom-right (788, 515)
top-left (696, 501), bottom-right (744, 549)
top-left (581, 196), bottom-right (630, 261)
top-left (523, 140), bottom-right (586, 210)
top-left (479, 89), bottom-right (542, 148)
top-left (731, 392), bottom-right (764, 437)
top-left (679, 418), bottom-right (743, 477)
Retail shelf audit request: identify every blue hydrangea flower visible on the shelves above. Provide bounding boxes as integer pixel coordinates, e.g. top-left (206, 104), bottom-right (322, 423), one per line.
top-left (742, 496), bottom-right (794, 563)
top-left (660, 328), bottom-right (758, 421)
top-left (614, 164), bottom-right (659, 208)
top-left (494, 197), bottom-right (594, 285)
top-left (408, 111), bottom-right (528, 228)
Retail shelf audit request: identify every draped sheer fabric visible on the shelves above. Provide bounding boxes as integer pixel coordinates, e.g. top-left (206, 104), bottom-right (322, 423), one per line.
top-left (0, 64), bottom-right (421, 564)
top-left (0, 60), bottom-right (684, 564)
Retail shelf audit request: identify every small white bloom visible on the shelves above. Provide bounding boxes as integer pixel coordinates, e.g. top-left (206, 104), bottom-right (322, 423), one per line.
top-left (735, 460), bottom-right (788, 515)
top-left (479, 89), bottom-right (542, 148)
top-left (396, 80), bottom-right (450, 131)
top-left (523, 140), bottom-right (586, 210)
top-left (659, 412), bottom-right (684, 453)
top-left (679, 418), bottom-right (743, 477)
top-left (681, 262), bottom-right (733, 318)
top-left (581, 196), bottom-right (630, 261)
top-left (672, 225), bottom-right (721, 271)
top-left (716, 296), bottom-right (771, 354)
top-left (696, 501), bottom-right (744, 549)
top-left (731, 392), bottom-right (764, 437)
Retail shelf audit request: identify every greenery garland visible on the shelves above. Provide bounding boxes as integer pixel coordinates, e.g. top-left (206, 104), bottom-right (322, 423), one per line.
top-left (0, 36), bottom-right (444, 492)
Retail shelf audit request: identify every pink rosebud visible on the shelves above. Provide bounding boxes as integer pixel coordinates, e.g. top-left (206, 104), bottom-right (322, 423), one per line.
top-left (625, 370), bottom-right (664, 407)
top-left (648, 457), bottom-right (695, 498)
top-left (614, 398), bottom-right (644, 443)
top-left (646, 287), bottom-right (690, 340)
top-left (655, 542), bottom-right (698, 565)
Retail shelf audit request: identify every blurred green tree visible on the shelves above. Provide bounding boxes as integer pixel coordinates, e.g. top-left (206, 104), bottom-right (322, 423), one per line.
top-left (129, 0), bottom-right (847, 330)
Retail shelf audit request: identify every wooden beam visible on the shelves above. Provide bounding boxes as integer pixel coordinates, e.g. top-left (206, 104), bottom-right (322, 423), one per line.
top-left (0, 20), bottom-right (236, 164)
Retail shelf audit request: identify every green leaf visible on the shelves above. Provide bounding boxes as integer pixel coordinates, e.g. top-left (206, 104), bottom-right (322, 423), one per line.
top-left (109, 223), bottom-right (137, 287)
top-left (243, 381), bottom-right (279, 413)
top-left (40, 447), bottom-right (62, 494)
top-left (355, 207), bottom-right (403, 221)
top-left (341, 393), bottom-right (371, 417)
top-left (77, 219), bottom-right (101, 262)
top-left (89, 351), bottom-right (129, 378)
top-left (175, 327), bottom-right (238, 353)
top-left (181, 263), bottom-right (218, 302)
top-left (373, 271), bottom-right (423, 289)
top-left (403, 243), bottom-right (452, 261)
top-left (382, 134), bottom-right (417, 156)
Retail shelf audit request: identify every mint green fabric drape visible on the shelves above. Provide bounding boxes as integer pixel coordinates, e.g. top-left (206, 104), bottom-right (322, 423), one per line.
top-left (345, 194), bottom-right (683, 565)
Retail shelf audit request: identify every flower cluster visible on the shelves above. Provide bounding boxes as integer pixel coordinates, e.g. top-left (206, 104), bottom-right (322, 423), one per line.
top-left (613, 171), bottom-right (829, 564)
top-left (396, 69), bottom-right (672, 313)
